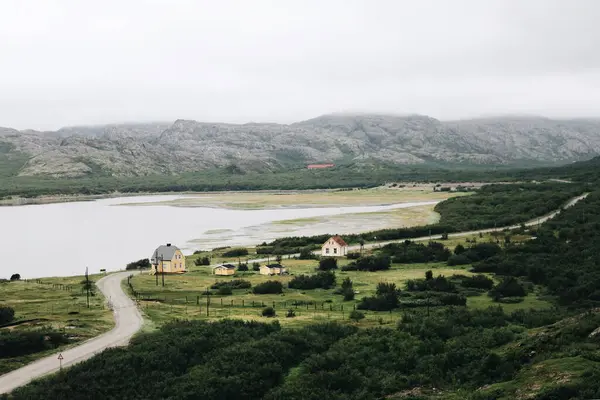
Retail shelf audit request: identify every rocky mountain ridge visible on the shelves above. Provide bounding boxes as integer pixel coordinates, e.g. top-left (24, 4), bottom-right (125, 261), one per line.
top-left (1, 114), bottom-right (599, 178)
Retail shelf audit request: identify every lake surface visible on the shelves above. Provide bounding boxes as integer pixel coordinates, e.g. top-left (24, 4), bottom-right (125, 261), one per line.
top-left (0, 195), bottom-right (438, 278)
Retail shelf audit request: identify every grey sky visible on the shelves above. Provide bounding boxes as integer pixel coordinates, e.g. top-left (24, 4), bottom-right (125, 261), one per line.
top-left (1, 0), bottom-right (599, 130)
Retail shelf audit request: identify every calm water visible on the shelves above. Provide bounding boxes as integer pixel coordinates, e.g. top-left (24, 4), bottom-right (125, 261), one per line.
top-left (0, 195), bottom-right (437, 278)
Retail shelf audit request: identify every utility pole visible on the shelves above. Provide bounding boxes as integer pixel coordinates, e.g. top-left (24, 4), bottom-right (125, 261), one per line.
top-left (85, 267), bottom-right (90, 309)
top-left (206, 288), bottom-right (210, 317)
top-left (153, 250), bottom-right (159, 286)
top-left (161, 254), bottom-right (165, 287)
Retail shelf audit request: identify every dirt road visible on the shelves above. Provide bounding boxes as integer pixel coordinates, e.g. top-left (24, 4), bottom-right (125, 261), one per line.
top-left (0, 271), bottom-right (143, 394)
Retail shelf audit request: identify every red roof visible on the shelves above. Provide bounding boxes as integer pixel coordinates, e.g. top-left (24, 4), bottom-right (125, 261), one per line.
top-left (307, 163), bottom-right (335, 169)
top-left (330, 235), bottom-right (348, 247)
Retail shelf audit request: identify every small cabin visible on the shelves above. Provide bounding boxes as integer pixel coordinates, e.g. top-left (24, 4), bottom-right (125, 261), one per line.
top-left (321, 235), bottom-right (348, 257)
top-left (151, 243), bottom-right (186, 274)
top-left (213, 264), bottom-right (236, 276)
top-left (259, 264), bottom-right (287, 276)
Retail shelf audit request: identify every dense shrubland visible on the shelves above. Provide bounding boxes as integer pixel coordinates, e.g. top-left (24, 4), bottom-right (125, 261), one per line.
top-left (259, 183), bottom-right (584, 254)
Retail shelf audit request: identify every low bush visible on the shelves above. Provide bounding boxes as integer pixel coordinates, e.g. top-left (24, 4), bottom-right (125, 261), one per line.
top-left (211, 280), bottom-right (252, 290)
top-left (489, 277), bottom-right (526, 300)
top-left (9, 274), bottom-right (20, 281)
top-left (298, 247), bottom-right (316, 260)
top-left (217, 286), bottom-right (233, 296)
top-left (253, 281), bottom-right (283, 294)
top-left (0, 330), bottom-right (69, 358)
top-left (349, 310), bottom-right (365, 322)
top-left (0, 306), bottom-right (15, 324)
top-left (222, 248), bottom-right (249, 257)
top-left (194, 256), bottom-right (210, 266)
top-left (125, 258), bottom-right (151, 270)
top-left (262, 307), bottom-right (276, 317)
top-left (342, 255), bottom-right (391, 272)
top-left (318, 257), bottom-right (338, 271)
top-left (288, 271), bottom-right (336, 290)
top-left (447, 254), bottom-right (471, 266)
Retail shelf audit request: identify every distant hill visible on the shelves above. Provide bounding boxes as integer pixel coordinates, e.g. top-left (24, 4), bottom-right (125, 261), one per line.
top-left (1, 114), bottom-right (600, 178)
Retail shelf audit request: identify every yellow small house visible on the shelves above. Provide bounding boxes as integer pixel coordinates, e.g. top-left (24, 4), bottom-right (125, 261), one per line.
top-left (259, 264), bottom-right (287, 276)
top-left (213, 264), bottom-right (236, 276)
top-left (151, 243), bottom-right (186, 274)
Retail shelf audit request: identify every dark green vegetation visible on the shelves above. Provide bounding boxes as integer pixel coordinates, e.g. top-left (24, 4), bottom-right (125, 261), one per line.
top-left (0, 162), bottom-right (504, 199)
top-left (125, 258), bottom-right (151, 270)
top-left (222, 248), bottom-right (249, 257)
top-left (11, 305), bottom-right (600, 400)
top-left (1, 155), bottom-right (597, 199)
top-left (0, 306), bottom-right (15, 324)
top-left (252, 281), bottom-right (284, 295)
top-left (288, 271), bottom-right (336, 290)
top-left (0, 306), bottom-right (70, 375)
top-left (260, 182), bottom-right (585, 254)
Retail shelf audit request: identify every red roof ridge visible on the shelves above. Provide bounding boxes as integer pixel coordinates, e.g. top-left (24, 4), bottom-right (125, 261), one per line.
top-left (330, 235), bottom-right (348, 247)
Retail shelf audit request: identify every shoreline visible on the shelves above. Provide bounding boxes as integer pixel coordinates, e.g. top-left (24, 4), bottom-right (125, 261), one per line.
top-left (0, 185), bottom-right (451, 207)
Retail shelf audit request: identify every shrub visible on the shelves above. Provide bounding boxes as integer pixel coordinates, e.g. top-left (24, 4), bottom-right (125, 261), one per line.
top-left (489, 277), bottom-right (526, 300)
top-left (349, 310), bottom-right (365, 322)
top-left (262, 307), bottom-right (276, 317)
top-left (194, 257), bottom-right (210, 266)
top-left (447, 254), bottom-right (471, 266)
top-left (9, 274), bottom-right (20, 281)
top-left (341, 277), bottom-right (353, 290)
top-left (211, 280), bottom-right (251, 290)
top-left (252, 262), bottom-right (260, 271)
top-left (342, 255), bottom-right (391, 272)
top-left (253, 281), bottom-right (283, 294)
top-left (459, 274), bottom-right (495, 290)
top-left (318, 257), bottom-right (338, 271)
top-left (222, 248), bottom-right (249, 257)
top-left (0, 306), bottom-right (15, 324)
top-left (286, 309), bottom-right (296, 318)
top-left (237, 263), bottom-right (248, 272)
top-left (454, 244), bottom-right (466, 255)
top-left (217, 286), bottom-right (233, 295)
top-left (346, 252), bottom-right (361, 259)
top-left (439, 293), bottom-right (467, 306)
top-left (126, 258), bottom-right (151, 270)
top-left (288, 271), bottom-right (336, 290)
top-left (342, 288), bottom-right (355, 301)
top-left (298, 247), bottom-right (316, 260)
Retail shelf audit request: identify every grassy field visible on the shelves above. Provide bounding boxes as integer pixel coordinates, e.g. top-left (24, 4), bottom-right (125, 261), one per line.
top-left (130, 248), bottom-right (551, 330)
top-left (118, 186), bottom-right (468, 209)
top-left (0, 274), bottom-right (113, 374)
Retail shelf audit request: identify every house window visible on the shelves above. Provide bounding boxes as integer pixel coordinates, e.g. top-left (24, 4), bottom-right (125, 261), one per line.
top-left (325, 248), bottom-right (330, 254)
top-left (334, 248), bottom-right (337, 254)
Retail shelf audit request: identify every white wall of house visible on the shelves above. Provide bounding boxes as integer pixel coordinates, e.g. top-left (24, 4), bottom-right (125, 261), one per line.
top-left (321, 240), bottom-right (347, 257)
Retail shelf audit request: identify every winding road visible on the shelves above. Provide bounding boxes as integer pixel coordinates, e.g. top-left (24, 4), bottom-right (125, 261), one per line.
top-left (0, 271), bottom-right (143, 395)
top-left (0, 193), bottom-right (589, 394)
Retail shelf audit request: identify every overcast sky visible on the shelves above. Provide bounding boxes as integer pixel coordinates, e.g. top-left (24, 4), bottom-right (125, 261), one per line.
top-left (1, 0), bottom-right (599, 130)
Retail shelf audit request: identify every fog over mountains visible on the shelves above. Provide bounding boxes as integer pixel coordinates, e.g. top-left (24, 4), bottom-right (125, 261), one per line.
top-left (1, 114), bottom-right (600, 178)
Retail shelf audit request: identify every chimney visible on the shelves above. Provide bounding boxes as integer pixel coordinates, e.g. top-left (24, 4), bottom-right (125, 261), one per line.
top-left (167, 243), bottom-right (171, 247)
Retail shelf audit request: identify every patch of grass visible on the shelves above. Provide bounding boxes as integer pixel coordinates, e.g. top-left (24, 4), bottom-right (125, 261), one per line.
top-left (130, 259), bottom-right (532, 329)
top-left (119, 187), bottom-right (466, 210)
top-left (0, 274), bottom-right (113, 374)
